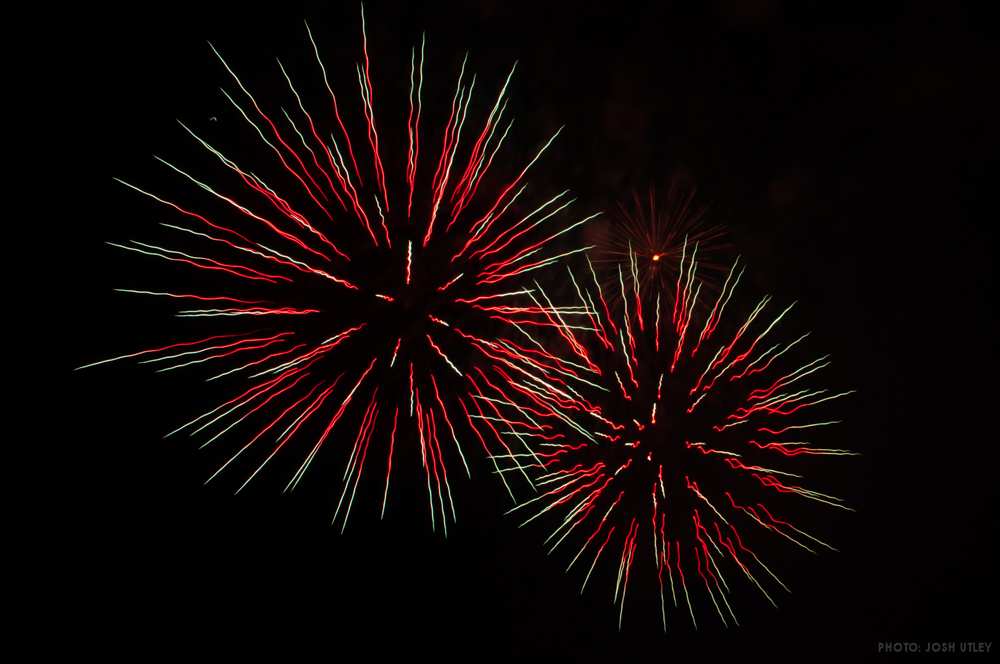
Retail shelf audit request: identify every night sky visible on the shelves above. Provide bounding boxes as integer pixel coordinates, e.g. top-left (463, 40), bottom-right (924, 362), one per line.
top-left (68, 1), bottom-right (995, 660)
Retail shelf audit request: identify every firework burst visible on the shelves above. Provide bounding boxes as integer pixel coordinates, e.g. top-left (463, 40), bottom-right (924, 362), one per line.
top-left (80, 10), bottom-right (597, 534)
top-left (590, 176), bottom-right (729, 305)
top-left (475, 243), bottom-right (857, 629)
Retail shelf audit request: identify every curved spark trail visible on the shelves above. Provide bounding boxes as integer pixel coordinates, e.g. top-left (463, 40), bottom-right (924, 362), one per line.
top-left (474, 242), bottom-right (857, 629)
top-left (82, 10), bottom-right (597, 533)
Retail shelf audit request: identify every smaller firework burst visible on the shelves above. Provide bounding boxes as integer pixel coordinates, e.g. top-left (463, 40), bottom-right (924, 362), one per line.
top-left (591, 175), bottom-right (730, 305)
top-left (470, 243), bottom-right (857, 630)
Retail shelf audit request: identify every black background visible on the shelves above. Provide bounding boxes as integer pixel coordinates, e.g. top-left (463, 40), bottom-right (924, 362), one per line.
top-left (66, 1), bottom-right (995, 660)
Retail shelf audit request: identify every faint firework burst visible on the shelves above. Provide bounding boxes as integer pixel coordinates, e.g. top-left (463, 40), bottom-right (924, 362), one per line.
top-left (591, 176), bottom-right (729, 306)
top-left (81, 9), bottom-right (598, 533)
top-left (476, 243), bottom-right (857, 629)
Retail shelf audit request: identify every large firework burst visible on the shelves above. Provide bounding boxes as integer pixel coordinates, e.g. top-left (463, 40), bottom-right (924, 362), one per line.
top-left (80, 10), bottom-right (597, 533)
top-left (476, 243), bottom-right (857, 629)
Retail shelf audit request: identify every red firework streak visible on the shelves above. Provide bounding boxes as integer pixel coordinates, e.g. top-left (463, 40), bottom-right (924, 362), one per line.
top-left (82, 8), bottom-right (598, 534)
top-left (469, 241), bottom-right (857, 629)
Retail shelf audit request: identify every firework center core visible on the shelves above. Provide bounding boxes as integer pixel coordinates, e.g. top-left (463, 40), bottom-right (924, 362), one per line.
top-left (636, 409), bottom-right (694, 466)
